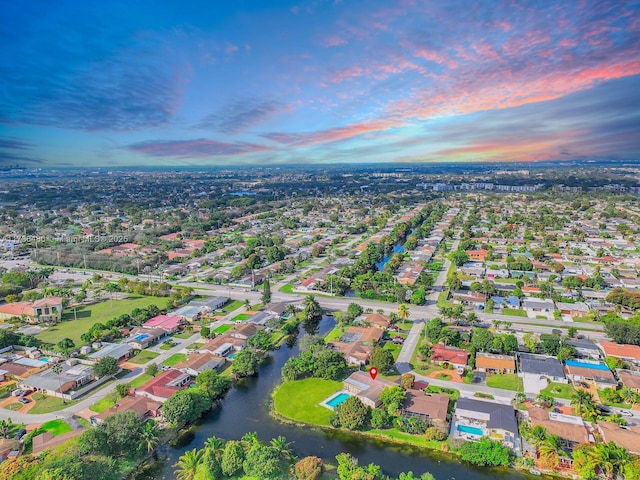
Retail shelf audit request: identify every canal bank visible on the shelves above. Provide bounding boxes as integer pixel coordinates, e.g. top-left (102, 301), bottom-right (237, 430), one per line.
top-left (133, 316), bottom-right (543, 480)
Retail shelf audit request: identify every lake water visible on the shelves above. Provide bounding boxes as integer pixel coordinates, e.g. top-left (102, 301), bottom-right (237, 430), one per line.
top-left (375, 243), bottom-right (405, 271)
top-left (136, 316), bottom-right (540, 480)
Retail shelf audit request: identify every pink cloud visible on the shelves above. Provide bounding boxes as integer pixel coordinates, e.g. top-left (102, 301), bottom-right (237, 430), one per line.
top-left (322, 35), bottom-right (347, 47)
top-left (225, 43), bottom-right (238, 55)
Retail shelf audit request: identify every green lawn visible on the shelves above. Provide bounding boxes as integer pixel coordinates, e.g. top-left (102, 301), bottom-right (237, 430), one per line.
top-left (279, 284), bottom-right (294, 294)
top-left (382, 341), bottom-right (401, 361)
top-left (232, 313), bottom-right (251, 321)
top-left (485, 374), bottom-right (523, 391)
top-left (89, 395), bottom-right (116, 413)
top-left (28, 393), bottom-right (78, 414)
top-left (221, 300), bottom-right (243, 313)
top-left (160, 341), bottom-right (176, 350)
top-left (541, 382), bottom-right (576, 400)
top-left (186, 342), bottom-right (205, 350)
top-left (213, 324), bottom-right (233, 334)
top-left (36, 296), bottom-right (167, 345)
top-left (325, 327), bottom-right (345, 342)
top-left (173, 331), bottom-right (194, 339)
top-left (39, 419), bottom-right (72, 436)
top-left (272, 378), bottom-right (342, 426)
top-left (130, 373), bottom-right (153, 389)
top-left (502, 308), bottom-right (527, 317)
top-left (425, 385), bottom-right (459, 401)
top-left (4, 403), bottom-right (23, 411)
top-left (162, 353), bottom-right (187, 366)
top-left (398, 321), bottom-right (413, 331)
top-left (128, 349), bottom-right (160, 365)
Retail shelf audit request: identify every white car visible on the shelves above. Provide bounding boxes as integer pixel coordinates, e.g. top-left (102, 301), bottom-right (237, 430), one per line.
top-left (618, 410), bottom-right (633, 417)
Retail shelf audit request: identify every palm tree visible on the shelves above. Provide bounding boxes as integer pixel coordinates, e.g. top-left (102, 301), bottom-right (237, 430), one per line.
top-left (140, 420), bottom-right (160, 455)
top-left (285, 303), bottom-right (298, 318)
top-left (174, 448), bottom-right (204, 480)
top-left (51, 363), bottom-right (66, 404)
top-left (0, 418), bottom-right (12, 439)
top-left (270, 435), bottom-right (293, 462)
top-left (571, 389), bottom-right (594, 417)
top-left (398, 303), bottom-right (409, 321)
top-left (538, 433), bottom-right (566, 469)
top-left (619, 387), bottom-right (638, 407)
top-left (526, 424), bottom-right (547, 448)
top-left (241, 431), bottom-right (260, 453)
top-left (593, 441), bottom-right (629, 479)
top-left (466, 312), bottom-right (479, 325)
top-left (204, 436), bottom-right (225, 459)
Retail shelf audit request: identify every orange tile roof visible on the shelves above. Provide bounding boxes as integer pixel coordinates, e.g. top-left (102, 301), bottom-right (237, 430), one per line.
top-left (600, 341), bottom-right (640, 360)
top-left (475, 353), bottom-right (516, 371)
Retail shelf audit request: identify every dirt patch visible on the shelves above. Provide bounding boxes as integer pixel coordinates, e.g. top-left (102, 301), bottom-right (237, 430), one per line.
top-left (428, 369), bottom-right (464, 383)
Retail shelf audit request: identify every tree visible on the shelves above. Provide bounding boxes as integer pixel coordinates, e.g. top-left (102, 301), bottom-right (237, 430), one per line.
top-left (247, 329), bottom-right (275, 351)
top-left (240, 432), bottom-right (260, 453)
top-left (93, 356), bottom-right (119, 378)
top-left (77, 410), bottom-right (145, 458)
top-left (195, 369), bottom-right (231, 401)
top-left (379, 386), bottom-right (406, 415)
top-left (295, 456), bottom-right (324, 480)
top-left (347, 302), bottom-right (363, 320)
top-left (174, 448), bottom-right (204, 480)
top-left (458, 437), bottom-right (512, 467)
top-left (538, 433), bottom-right (566, 469)
top-left (370, 346), bottom-right (394, 374)
top-left (200, 326), bottom-right (211, 339)
top-left (162, 389), bottom-right (212, 426)
top-left (401, 373), bottom-right (415, 390)
top-left (51, 363), bottom-right (66, 403)
top-left (557, 344), bottom-right (578, 362)
top-left (541, 335), bottom-right (561, 356)
top-left (398, 473), bottom-right (435, 480)
top-left (269, 435), bottom-right (293, 462)
top-left (336, 396), bottom-right (369, 430)
top-left (243, 444), bottom-right (283, 478)
top-left (262, 277), bottom-right (272, 304)
top-left (232, 349), bottom-right (259, 379)
top-left (302, 295), bottom-right (323, 334)
top-left (449, 250), bottom-right (469, 267)
top-left (140, 420), bottom-right (160, 454)
top-left (571, 389), bottom-right (598, 419)
top-left (221, 440), bottom-right (245, 476)
top-left (370, 408), bottom-right (392, 429)
top-left (398, 303), bottom-right (409, 321)
top-left (0, 418), bottom-right (12, 439)
top-left (572, 443), bottom-right (599, 480)
top-left (567, 326), bottom-right (578, 338)
top-left (115, 382), bottom-right (131, 398)
top-left (56, 338), bottom-right (75, 353)
top-left (145, 362), bottom-right (160, 377)
top-left (593, 441), bottom-right (629, 479)
top-left (522, 332), bottom-right (538, 353)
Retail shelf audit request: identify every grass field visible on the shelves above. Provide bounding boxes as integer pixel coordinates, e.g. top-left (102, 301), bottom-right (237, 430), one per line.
top-left (382, 341), bottom-right (401, 361)
top-left (486, 374), bottom-right (523, 391)
top-left (186, 342), bottom-right (204, 350)
top-left (425, 385), bottom-right (459, 401)
top-left (502, 308), bottom-right (527, 317)
top-left (325, 327), bottom-right (345, 342)
top-left (272, 378), bottom-right (342, 426)
top-left (130, 373), bottom-right (153, 388)
top-left (4, 403), bottom-right (22, 411)
top-left (39, 419), bottom-right (72, 436)
top-left (173, 331), bottom-right (194, 339)
top-left (213, 324), bottom-right (232, 334)
top-left (128, 350), bottom-right (160, 365)
top-left (541, 382), bottom-right (576, 400)
top-left (28, 393), bottom-right (78, 414)
top-left (162, 353), bottom-right (187, 366)
top-left (89, 395), bottom-right (116, 413)
top-left (279, 284), bottom-right (294, 294)
top-left (232, 313), bottom-right (251, 321)
top-left (221, 300), bottom-right (243, 313)
top-left (36, 296), bottom-right (167, 345)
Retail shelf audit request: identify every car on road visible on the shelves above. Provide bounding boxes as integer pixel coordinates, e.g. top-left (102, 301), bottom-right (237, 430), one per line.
top-left (18, 397), bottom-right (30, 404)
top-left (618, 409), bottom-right (633, 417)
top-left (552, 329), bottom-right (562, 335)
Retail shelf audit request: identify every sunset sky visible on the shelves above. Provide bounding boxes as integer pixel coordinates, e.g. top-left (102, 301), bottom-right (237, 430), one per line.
top-left (1, 0), bottom-right (639, 167)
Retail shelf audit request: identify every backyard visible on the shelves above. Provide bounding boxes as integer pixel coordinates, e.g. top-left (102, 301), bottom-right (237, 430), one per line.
top-left (272, 378), bottom-right (342, 426)
top-left (36, 296), bottom-right (167, 345)
top-left (541, 382), bottom-right (576, 400)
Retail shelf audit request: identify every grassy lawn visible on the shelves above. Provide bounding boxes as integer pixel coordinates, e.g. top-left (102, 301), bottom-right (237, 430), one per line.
top-left (160, 341), bottom-right (176, 350)
top-left (221, 300), bottom-right (243, 313)
top-left (39, 419), bottom-right (72, 436)
top-left (272, 378), bottom-right (342, 426)
top-left (0, 382), bottom-right (17, 399)
top-left (437, 290), bottom-right (452, 308)
top-left (213, 324), bottom-right (232, 334)
top-left (130, 373), bottom-right (153, 389)
top-left (279, 284), bottom-right (294, 294)
top-left (425, 385), bottom-right (459, 401)
top-left (128, 349), bottom-right (160, 365)
top-left (4, 403), bottom-right (23, 411)
top-left (36, 296), bottom-right (167, 345)
top-left (232, 313), bottom-right (251, 321)
top-left (162, 353), bottom-right (187, 367)
top-left (325, 327), bottom-right (345, 342)
top-left (398, 321), bottom-right (413, 331)
top-left (89, 395), bottom-right (116, 413)
top-left (502, 308), bottom-right (527, 317)
top-left (486, 374), bottom-right (523, 391)
top-left (382, 341), bottom-right (401, 361)
top-left (186, 342), bottom-right (205, 350)
top-left (173, 331), bottom-right (194, 339)
top-left (435, 373), bottom-right (451, 380)
top-left (28, 393), bottom-right (79, 414)
top-left (541, 382), bottom-right (576, 400)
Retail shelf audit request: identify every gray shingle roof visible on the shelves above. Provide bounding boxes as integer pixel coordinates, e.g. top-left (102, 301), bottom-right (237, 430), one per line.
top-left (456, 397), bottom-right (517, 433)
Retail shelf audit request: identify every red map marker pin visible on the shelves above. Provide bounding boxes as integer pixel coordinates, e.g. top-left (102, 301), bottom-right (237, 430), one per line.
top-left (369, 366), bottom-right (378, 380)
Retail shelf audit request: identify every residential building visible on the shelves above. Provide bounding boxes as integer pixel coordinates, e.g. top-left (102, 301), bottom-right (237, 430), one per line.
top-left (174, 352), bottom-right (226, 376)
top-left (597, 421), bottom-right (640, 455)
top-left (20, 362), bottom-right (95, 395)
top-left (599, 341), bottom-right (640, 366)
top-left (143, 314), bottom-right (184, 333)
top-left (564, 339), bottom-right (602, 360)
top-left (527, 406), bottom-right (591, 453)
top-left (431, 343), bottom-right (469, 370)
top-left (89, 343), bottom-right (133, 363)
top-left (522, 298), bottom-right (555, 315)
top-left (563, 360), bottom-right (617, 389)
top-left (126, 326), bottom-right (166, 349)
top-left (32, 430), bottom-right (85, 454)
top-left (189, 296), bottom-right (227, 311)
top-left (94, 394), bottom-right (162, 424)
top-left (616, 369), bottom-right (640, 392)
top-left (172, 305), bottom-right (205, 322)
top-left (227, 323), bottom-right (263, 340)
top-left (328, 341), bottom-right (372, 366)
top-left (137, 369), bottom-right (191, 402)
top-left (0, 297), bottom-right (63, 323)
top-left (246, 312), bottom-right (272, 326)
top-left (452, 290), bottom-right (486, 307)
top-left (518, 353), bottom-right (567, 394)
top-left (401, 390), bottom-right (449, 432)
top-left (0, 439), bottom-right (20, 461)
top-left (555, 302), bottom-right (590, 318)
top-left (199, 334), bottom-right (246, 357)
top-left (343, 370), bottom-right (395, 408)
top-left (453, 397), bottom-right (518, 449)
top-left (475, 353), bottom-right (516, 374)
top-left (358, 313), bottom-right (391, 330)
top-left (342, 326), bottom-right (384, 344)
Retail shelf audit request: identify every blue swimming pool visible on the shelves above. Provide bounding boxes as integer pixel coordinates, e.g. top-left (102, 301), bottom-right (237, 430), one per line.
top-left (457, 425), bottom-right (483, 436)
top-left (135, 334), bottom-right (150, 342)
top-left (565, 360), bottom-right (610, 371)
top-left (326, 393), bottom-right (350, 408)
top-left (228, 353), bottom-right (237, 359)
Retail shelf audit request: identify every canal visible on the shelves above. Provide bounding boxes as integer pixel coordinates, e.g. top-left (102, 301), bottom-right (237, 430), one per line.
top-left (138, 316), bottom-right (538, 480)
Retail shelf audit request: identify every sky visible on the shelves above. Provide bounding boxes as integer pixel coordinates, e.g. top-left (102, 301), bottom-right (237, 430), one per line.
top-left (1, 0), bottom-right (639, 168)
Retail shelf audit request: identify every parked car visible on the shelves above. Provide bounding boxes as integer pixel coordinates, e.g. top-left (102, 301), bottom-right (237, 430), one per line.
top-left (392, 336), bottom-right (405, 344)
top-left (618, 409), bottom-right (633, 417)
top-left (18, 397), bottom-right (30, 404)
top-left (20, 390), bottom-right (32, 397)
top-left (11, 389), bottom-right (23, 397)
top-left (14, 429), bottom-right (26, 440)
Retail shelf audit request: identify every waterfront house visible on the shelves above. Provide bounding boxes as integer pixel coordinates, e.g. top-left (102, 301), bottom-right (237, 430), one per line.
top-left (597, 421), bottom-right (640, 455)
top-left (400, 390), bottom-right (449, 432)
top-left (32, 430), bottom-right (85, 454)
top-left (137, 369), bottom-right (191, 402)
top-left (343, 370), bottom-right (395, 408)
top-left (526, 406), bottom-right (591, 453)
top-left (517, 353), bottom-right (567, 394)
top-left (94, 394), bottom-right (162, 424)
top-left (343, 326), bottom-right (384, 344)
top-left (227, 323), bottom-right (263, 340)
top-left (199, 334), bottom-right (246, 357)
top-left (453, 397), bottom-right (518, 449)
top-left (475, 353), bottom-right (516, 374)
top-left (327, 341), bottom-right (372, 366)
top-left (174, 352), bottom-right (226, 376)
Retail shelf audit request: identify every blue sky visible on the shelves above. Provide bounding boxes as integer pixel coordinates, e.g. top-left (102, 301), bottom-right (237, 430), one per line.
top-left (1, 0), bottom-right (639, 167)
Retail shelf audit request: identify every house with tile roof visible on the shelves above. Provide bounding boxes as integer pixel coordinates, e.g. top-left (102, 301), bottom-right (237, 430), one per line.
top-left (617, 369), bottom-right (640, 392)
top-left (94, 394), bottom-right (162, 424)
top-left (475, 353), bottom-right (516, 374)
top-left (526, 406), bottom-right (592, 453)
top-left (431, 343), bottom-right (469, 370)
top-left (599, 341), bottom-right (640, 366)
top-left (174, 352), bottom-right (226, 376)
top-left (136, 369), bottom-right (191, 401)
top-left (143, 314), bottom-right (184, 333)
top-left (343, 371), bottom-right (395, 408)
top-left (0, 297), bottom-right (63, 323)
top-left (401, 390), bottom-right (450, 432)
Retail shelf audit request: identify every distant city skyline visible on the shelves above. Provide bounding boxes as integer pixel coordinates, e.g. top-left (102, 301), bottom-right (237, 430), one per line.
top-left (1, 0), bottom-right (639, 167)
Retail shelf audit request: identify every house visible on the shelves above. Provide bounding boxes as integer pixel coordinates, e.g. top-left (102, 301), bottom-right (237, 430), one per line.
top-left (89, 343), bottom-right (133, 363)
top-left (431, 343), bottom-right (469, 370)
top-left (563, 360), bottom-right (617, 390)
top-left (245, 311), bottom-right (272, 326)
top-left (358, 313), bottom-right (391, 330)
top-left (453, 398), bottom-right (518, 449)
top-left (32, 430), bottom-right (85, 454)
top-left (0, 356), bottom-right (48, 379)
top-left (343, 371), bottom-right (395, 408)
top-left (505, 296), bottom-right (520, 308)
top-left (199, 334), bottom-right (246, 357)
top-left (174, 352), bottom-right (226, 376)
top-left (263, 302), bottom-right (289, 318)
top-left (401, 390), bottom-right (449, 432)
top-left (0, 296), bottom-right (63, 323)
top-left (227, 323), bottom-right (263, 340)
top-left (172, 305), bottom-right (205, 322)
top-left (466, 249), bottom-right (488, 261)
top-left (94, 394), bottom-right (162, 424)
top-left (527, 406), bottom-right (591, 452)
top-left (137, 369), bottom-right (191, 402)
top-left (597, 421), bottom-right (640, 455)
top-left (143, 315), bottom-right (184, 333)
top-left (126, 327), bottom-right (166, 349)
top-left (20, 362), bottom-right (95, 395)
top-left (0, 438), bottom-right (20, 460)
top-left (564, 339), bottom-right (602, 360)
top-left (522, 298), bottom-right (555, 315)
top-left (298, 278), bottom-right (317, 291)
top-left (452, 290), bottom-right (486, 307)
top-left (599, 341), bottom-right (640, 366)
top-left (617, 369), bottom-right (640, 392)
top-left (343, 326), bottom-right (384, 344)
top-left (555, 302), bottom-right (590, 318)
top-left (189, 296), bottom-right (227, 311)
top-left (475, 353), bottom-right (516, 374)
top-left (328, 341), bottom-right (372, 366)
top-left (0, 369), bottom-right (7, 382)
top-left (518, 353), bottom-right (567, 394)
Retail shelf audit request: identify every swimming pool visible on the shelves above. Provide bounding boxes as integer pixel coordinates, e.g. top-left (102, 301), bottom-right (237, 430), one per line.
top-left (326, 393), bottom-right (350, 408)
top-left (135, 334), bottom-right (150, 342)
top-left (565, 360), bottom-right (610, 371)
top-left (228, 353), bottom-right (237, 359)
top-left (457, 425), bottom-right (483, 436)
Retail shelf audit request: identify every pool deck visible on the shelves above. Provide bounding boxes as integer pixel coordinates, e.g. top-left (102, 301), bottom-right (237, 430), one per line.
top-left (319, 390), bottom-right (352, 411)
